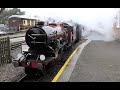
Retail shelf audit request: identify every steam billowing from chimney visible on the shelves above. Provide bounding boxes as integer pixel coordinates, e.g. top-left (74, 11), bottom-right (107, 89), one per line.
top-left (44, 8), bottom-right (119, 41)
top-left (61, 8), bottom-right (119, 41)
top-left (21, 8), bottom-right (119, 41)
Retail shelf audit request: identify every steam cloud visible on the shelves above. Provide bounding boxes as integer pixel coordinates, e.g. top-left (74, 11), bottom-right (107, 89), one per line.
top-left (21, 8), bottom-right (119, 41)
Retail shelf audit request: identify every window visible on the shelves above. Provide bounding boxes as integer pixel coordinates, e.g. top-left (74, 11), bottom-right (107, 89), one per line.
top-left (24, 20), bottom-right (25, 24)
top-left (23, 20), bottom-right (26, 24)
top-left (12, 20), bottom-right (16, 22)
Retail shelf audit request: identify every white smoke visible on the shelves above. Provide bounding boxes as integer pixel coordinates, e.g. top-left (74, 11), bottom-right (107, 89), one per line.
top-left (20, 8), bottom-right (119, 41)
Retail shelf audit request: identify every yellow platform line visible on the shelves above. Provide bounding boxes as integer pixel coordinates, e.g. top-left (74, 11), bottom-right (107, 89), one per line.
top-left (51, 45), bottom-right (80, 82)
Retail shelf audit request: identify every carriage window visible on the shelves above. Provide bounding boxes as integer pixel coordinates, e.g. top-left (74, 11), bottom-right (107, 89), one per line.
top-left (24, 20), bottom-right (25, 24)
top-left (12, 20), bottom-right (16, 22)
top-left (23, 20), bottom-right (26, 24)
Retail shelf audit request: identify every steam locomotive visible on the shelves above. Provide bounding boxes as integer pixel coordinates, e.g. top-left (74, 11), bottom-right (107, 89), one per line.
top-left (13, 21), bottom-right (82, 76)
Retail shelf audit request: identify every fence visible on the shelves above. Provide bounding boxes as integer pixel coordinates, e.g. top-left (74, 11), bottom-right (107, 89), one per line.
top-left (0, 37), bottom-right (23, 66)
top-left (0, 37), bottom-right (11, 66)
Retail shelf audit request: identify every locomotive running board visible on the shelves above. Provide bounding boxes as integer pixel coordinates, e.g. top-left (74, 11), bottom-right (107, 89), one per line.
top-left (31, 41), bottom-right (46, 44)
top-left (31, 34), bottom-right (46, 36)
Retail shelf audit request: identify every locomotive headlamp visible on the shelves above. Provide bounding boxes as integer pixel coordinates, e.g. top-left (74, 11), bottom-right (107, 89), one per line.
top-left (40, 55), bottom-right (45, 61)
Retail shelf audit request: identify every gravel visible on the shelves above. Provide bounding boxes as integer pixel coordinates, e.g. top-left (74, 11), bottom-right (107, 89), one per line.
top-left (0, 63), bottom-right (24, 82)
top-left (0, 44), bottom-right (25, 82)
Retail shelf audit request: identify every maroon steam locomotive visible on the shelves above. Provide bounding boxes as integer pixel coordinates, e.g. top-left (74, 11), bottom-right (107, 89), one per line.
top-left (13, 21), bottom-right (82, 76)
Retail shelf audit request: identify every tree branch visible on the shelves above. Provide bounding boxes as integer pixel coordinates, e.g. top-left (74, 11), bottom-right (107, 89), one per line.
top-left (0, 8), bottom-right (5, 14)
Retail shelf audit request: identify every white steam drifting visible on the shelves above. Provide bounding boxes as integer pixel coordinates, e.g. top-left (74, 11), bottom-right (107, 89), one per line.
top-left (20, 8), bottom-right (119, 41)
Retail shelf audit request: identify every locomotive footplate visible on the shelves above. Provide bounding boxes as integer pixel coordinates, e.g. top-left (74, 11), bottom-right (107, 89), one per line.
top-left (20, 57), bottom-right (55, 66)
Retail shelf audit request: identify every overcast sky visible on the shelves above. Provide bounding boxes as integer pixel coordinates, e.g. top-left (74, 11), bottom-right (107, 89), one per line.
top-left (20, 8), bottom-right (118, 20)
top-left (20, 8), bottom-right (118, 28)
top-left (21, 8), bottom-right (117, 23)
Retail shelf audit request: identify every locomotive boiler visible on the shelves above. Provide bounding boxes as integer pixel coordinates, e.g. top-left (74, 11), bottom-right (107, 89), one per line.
top-left (13, 21), bottom-right (82, 76)
top-left (26, 23), bottom-right (66, 51)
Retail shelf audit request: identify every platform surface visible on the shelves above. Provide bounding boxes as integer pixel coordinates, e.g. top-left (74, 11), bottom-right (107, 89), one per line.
top-left (57, 40), bottom-right (120, 82)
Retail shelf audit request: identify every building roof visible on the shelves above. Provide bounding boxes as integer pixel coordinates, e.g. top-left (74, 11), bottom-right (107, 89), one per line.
top-left (9, 15), bottom-right (38, 20)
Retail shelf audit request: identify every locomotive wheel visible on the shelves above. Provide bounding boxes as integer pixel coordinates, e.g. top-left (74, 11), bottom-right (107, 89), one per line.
top-left (58, 48), bottom-right (64, 62)
top-left (68, 44), bottom-right (73, 50)
top-left (36, 70), bottom-right (44, 77)
top-left (63, 44), bottom-right (67, 52)
top-left (25, 68), bottom-right (37, 76)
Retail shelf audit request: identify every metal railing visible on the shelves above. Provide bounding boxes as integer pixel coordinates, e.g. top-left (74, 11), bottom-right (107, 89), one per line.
top-left (0, 37), bottom-right (11, 66)
top-left (0, 37), bottom-right (24, 66)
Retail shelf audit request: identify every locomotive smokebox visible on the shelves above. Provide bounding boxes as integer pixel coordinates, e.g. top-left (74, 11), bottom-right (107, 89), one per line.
top-left (25, 27), bottom-right (47, 49)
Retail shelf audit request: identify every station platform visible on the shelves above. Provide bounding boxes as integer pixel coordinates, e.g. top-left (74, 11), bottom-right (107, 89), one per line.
top-left (52, 39), bottom-right (120, 82)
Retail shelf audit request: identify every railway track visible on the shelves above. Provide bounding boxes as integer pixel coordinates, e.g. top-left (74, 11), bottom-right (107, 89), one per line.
top-left (10, 73), bottom-right (27, 82)
top-left (17, 68), bottom-right (61, 82)
top-left (16, 73), bottom-right (27, 82)
top-left (0, 31), bottom-right (25, 37)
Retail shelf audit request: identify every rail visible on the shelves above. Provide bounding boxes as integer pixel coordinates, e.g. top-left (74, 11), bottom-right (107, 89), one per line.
top-left (16, 73), bottom-right (27, 82)
top-left (10, 73), bottom-right (27, 82)
top-left (0, 31), bottom-right (26, 39)
top-left (11, 41), bottom-right (25, 51)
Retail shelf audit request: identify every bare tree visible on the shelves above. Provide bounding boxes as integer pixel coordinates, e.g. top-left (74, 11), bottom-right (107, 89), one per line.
top-left (0, 8), bottom-right (5, 14)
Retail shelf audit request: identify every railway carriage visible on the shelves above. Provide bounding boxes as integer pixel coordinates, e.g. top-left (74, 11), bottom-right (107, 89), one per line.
top-left (8, 15), bottom-right (37, 33)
